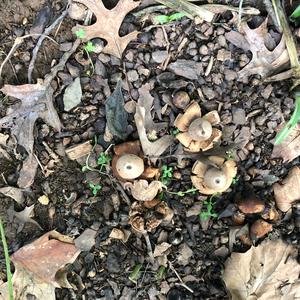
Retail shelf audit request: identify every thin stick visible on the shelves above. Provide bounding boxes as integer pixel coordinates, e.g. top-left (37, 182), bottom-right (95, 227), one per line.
top-left (0, 217), bottom-right (13, 300)
top-left (28, 1), bottom-right (71, 83)
top-left (143, 232), bottom-right (155, 264)
top-left (169, 261), bottom-right (194, 293)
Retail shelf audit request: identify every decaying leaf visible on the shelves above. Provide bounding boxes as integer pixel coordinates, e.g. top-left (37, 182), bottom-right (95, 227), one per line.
top-left (273, 166), bottom-right (300, 212)
top-left (272, 124), bottom-right (300, 162)
top-left (105, 81), bottom-right (129, 140)
top-left (0, 231), bottom-right (80, 300)
top-left (0, 186), bottom-right (24, 204)
top-left (72, 0), bottom-right (140, 58)
top-left (167, 59), bottom-right (204, 80)
top-left (124, 179), bottom-right (164, 201)
top-left (153, 242), bottom-right (171, 257)
top-left (223, 239), bottom-right (300, 300)
top-left (134, 106), bottom-right (173, 160)
top-left (225, 19), bottom-right (288, 79)
top-left (177, 243), bottom-right (193, 266)
top-left (0, 80), bottom-right (62, 188)
top-left (138, 83), bottom-right (168, 133)
top-left (74, 228), bottom-right (97, 251)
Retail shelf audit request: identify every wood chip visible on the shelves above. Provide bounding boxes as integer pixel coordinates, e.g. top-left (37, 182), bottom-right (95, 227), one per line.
top-left (66, 141), bottom-right (92, 160)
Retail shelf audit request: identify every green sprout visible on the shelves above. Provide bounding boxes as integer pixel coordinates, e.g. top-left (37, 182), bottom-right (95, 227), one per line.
top-left (88, 182), bottom-right (102, 196)
top-left (97, 152), bottom-right (112, 167)
top-left (290, 5), bottom-right (300, 24)
top-left (129, 264), bottom-right (143, 284)
top-left (275, 92), bottom-right (300, 145)
top-left (84, 41), bottom-right (96, 53)
top-left (231, 176), bottom-right (238, 185)
top-left (199, 196), bottom-right (218, 221)
top-left (167, 187), bottom-right (198, 197)
top-left (156, 265), bottom-right (166, 281)
top-left (226, 150), bottom-right (235, 160)
top-left (154, 12), bottom-right (185, 25)
top-left (171, 128), bottom-right (180, 136)
top-left (75, 28), bottom-right (85, 39)
top-left (160, 165), bottom-right (173, 185)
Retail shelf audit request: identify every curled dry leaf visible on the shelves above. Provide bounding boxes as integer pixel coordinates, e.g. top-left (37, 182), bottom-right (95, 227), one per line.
top-left (124, 179), bottom-right (164, 201)
top-left (225, 19), bottom-right (288, 79)
top-left (174, 101), bottom-right (221, 152)
top-left (109, 228), bottom-right (131, 243)
top-left (273, 166), bottom-right (300, 212)
top-left (223, 239), bottom-right (300, 300)
top-left (0, 231), bottom-right (80, 300)
top-left (191, 156), bottom-right (237, 195)
top-left (134, 106), bottom-right (173, 161)
top-left (72, 0), bottom-right (140, 58)
top-left (0, 80), bottom-right (62, 188)
top-left (250, 219), bottom-right (272, 240)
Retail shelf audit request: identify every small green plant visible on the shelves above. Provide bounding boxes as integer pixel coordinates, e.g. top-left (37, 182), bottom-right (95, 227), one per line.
top-left (0, 218), bottom-right (13, 300)
top-left (226, 150), bottom-right (235, 160)
top-left (199, 196), bottom-right (218, 221)
top-left (84, 41), bottom-right (96, 53)
top-left (290, 5), bottom-right (300, 24)
top-left (129, 263), bottom-right (143, 284)
top-left (160, 165), bottom-right (173, 185)
top-left (154, 12), bottom-right (185, 24)
top-left (167, 187), bottom-right (198, 197)
top-left (97, 152), bottom-right (112, 167)
top-left (231, 176), bottom-right (238, 185)
top-left (155, 265), bottom-right (166, 281)
top-left (88, 182), bottom-right (102, 196)
top-left (275, 92), bottom-right (300, 145)
top-left (75, 28), bottom-right (85, 39)
top-left (171, 128), bottom-right (180, 136)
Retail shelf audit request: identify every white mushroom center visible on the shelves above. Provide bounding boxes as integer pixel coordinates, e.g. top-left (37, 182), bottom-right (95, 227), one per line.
top-left (116, 154), bottom-right (144, 180)
top-left (203, 167), bottom-right (227, 191)
top-left (188, 118), bottom-right (212, 141)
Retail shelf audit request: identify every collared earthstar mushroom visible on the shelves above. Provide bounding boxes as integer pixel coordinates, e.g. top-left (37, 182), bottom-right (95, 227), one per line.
top-left (174, 101), bottom-right (222, 152)
top-left (191, 156), bottom-right (237, 195)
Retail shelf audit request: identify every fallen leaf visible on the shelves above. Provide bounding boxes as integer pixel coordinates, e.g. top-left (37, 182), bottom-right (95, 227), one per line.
top-left (0, 80), bottom-right (62, 188)
top-left (134, 106), bottom-right (173, 160)
top-left (8, 205), bottom-right (43, 233)
top-left (273, 166), bottom-right (300, 212)
top-left (0, 231), bottom-right (80, 300)
top-left (153, 242), bottom-right (171, 257)
top-left (138, 83), bottom-right (168, 133)
top-left (74, 228), bottom-right (97, 251)
top-left (272, 124), bottom-right (300, 162)
top-left (177, 243), bottom-right (193, 266)
top-left (0, 186), bottom-right (24, 204)
top-left (38, 194), bottom-right (49, 205)
top-left (72, 0), bottom-right (140, 58)
top-left (105, 81), bottom-right (129, 140)
top-left (168, 59), bottom-right (204, 80)
top-left (109, 228), bottom-right (131, 243)
top-left (225, 19), bottom-right (288, 79)
top-left (223, 239), bottom-right (300, 300)
top-left (124, 179), bottom-right (164, 201)
top-left (63, 77), bottom-right (82, 111)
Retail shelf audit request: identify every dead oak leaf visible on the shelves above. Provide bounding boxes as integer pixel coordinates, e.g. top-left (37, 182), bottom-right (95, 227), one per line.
top-left (273, 166), bottom-right (300, 212)
top-left (225, 19), bottom-right (288, 79)
top-left (223, 239), bottom-right (300, 300)
top-left (0, 231), bottom-right (80, 300)
top-left (0, 80), bottom-right (62, 188)
top-left (72, 0), bottom-right (140, 58)
top-left (134, 106), bottom-right (173, 161)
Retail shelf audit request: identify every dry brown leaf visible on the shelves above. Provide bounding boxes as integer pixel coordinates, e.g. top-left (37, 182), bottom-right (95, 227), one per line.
top-left (0, 231), bottom-right (80, 300)
top-left (138, 83), bottom-right (168, 133)
top-left (225, 19), bottom-right (288, 79)
top-left (134, 106), bottom-right (173, 160)
top-left (0, 80), bottom-right (62, 188)
top-left (0, 186), bottom-right (24, 204)
top-left (273, 166), bottom-right (300, 212)
top-left (223, 239), bottom-right (300, 300)
top-left (272, 124), bottom-right (300, 162)
top-left (72, 0), bottom-right (140, 58)
top-left (124, 179), bottom-right (164, 201)
top-left (153, 242), bottom-right (171, 257)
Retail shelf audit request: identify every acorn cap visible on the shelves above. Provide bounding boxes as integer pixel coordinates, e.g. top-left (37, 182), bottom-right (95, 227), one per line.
top-left (191, 156), bottom-right (237, 195)
top-left (115, 154), bottom-right (144, 180)
top-left (188, 118), bottom-right (213, 141)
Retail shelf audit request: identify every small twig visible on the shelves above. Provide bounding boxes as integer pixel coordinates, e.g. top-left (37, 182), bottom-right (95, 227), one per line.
top-left (263, 0), bottom-right (279, 29)
top-left (238, 0), bottom-right (244, 27)
top-left (28, 1), bottom-right (71, 83)
top-left (169, 261), bottom-right (194, 293)
top-left (143, 232), bottom-right (155, 264)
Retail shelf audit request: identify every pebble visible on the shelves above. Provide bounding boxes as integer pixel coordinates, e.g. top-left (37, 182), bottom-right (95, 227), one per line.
top-left (224, 69), bottom-right (237, 81)
top-left (60, 42), bottom-right (73, 52)
top-left (95, 60), bottom-right (107, 77)
top-left (214, 246), bottom-right (229, 257)
top-left (255, 115), bottom-right (267, 126)
top-left (217, 35), bottom-right (227, 47)
top-left (246, 142), bottom-right (254, 151)
top-left (220, 235), bottom-right (228, 244)
top-left (188, 48), bottom-right (198, 56)
top-left (127, 70), bottom-right (139, 82)
top-left (152, 50), bottom-right (168, 63)
top-left (91, 38), bottom-right (105, 53)
top-left (66, 63), bottom-right (81, 77)
top-left (217, 49), bottom-right (231, 61)
top-left (232, 107), bottom-right (246, 125)
top-left (202, 86), bottom-right (216, 100)
top-left (199, 45), bottom-right (209, 55)
top-left (98, 53), bottom-right (110, 63)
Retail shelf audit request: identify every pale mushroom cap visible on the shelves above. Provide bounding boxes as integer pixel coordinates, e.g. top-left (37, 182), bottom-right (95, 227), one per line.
top-left (188, 117), bottom-right (213, 141)
top-left (203, 167), bottom-right (227, 191)
top-left (116, 154), bottom-right (144, 180)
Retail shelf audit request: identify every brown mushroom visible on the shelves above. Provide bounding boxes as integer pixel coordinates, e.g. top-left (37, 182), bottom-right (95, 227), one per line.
top-left (124, 180), bottom-right (164, 201)
top-left (173, 91), bottom-right (190, 109)
top-left (174, 101), bottom-right (221, 152)
top-left (112, 141), bottom-right (159, 181)
top-left (237, 195), bottom-right (265, 214)
top-left (250, 219), bottom-right (273, 240)
top-left (129, 200), bottom-right (173, 234)
top-left (115, 154), bottom-right (144, 180)
top-left (191, 156), bottom-right (237, 195)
